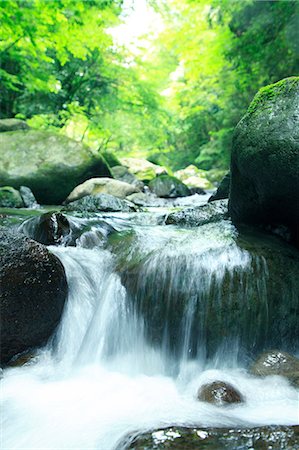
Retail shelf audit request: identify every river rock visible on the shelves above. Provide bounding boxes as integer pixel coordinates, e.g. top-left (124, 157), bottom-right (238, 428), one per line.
top-left (123, 425), bottom-right (299, 449)
top-left (174, 165), bottom-right (214, 190)
top-left (20, 212), bottom-right (71, 245)
top-left (149, 175), bottom-right (191, 198)
top-left (111, 165), bottom-right (144, 190)
top-left (166, 199), bottom-right (228, 226)
top-left (0, 186), bottom-right (23, 208)
top-left (208, 173), bottom-right (230, 202)
top-left (0, 229), bottom-right (67, 364)
top-left (0, 118), bottom-right (30, 132)
top-left (120, 157), bottom-right (167, 182)
top-left (197, 381), bottom-right (244, 405)
top-left (19, 186), bottom-right (39, 208)
top-left (0, 130), bottom-right (111, 204)
top-left (65, 193), bottom-right (135, 213)
top-left (230, 77), bottom-right (299, 247)
top-left (65, 177), bottom-right (139, 203)
top-left (251, 350), bottom-right (299, 386)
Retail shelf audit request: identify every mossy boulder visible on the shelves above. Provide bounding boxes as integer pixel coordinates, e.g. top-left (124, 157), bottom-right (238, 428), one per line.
top-left (0, 130), bottom-right (111, 204)
top-left (0, 186), bottom-right (23, 208)
top-left (149, 175), bottom-right (191, 198)
top-left (120, 157), bottom-right (167, 182)
top-left (0, 229), bottom-right (67, 364)
top-left (0, 118), bottom-right (30, 132)
top-left (230, 77), bottom-right (299, 247)
top-left (111, 165), bottom-right (144, 190)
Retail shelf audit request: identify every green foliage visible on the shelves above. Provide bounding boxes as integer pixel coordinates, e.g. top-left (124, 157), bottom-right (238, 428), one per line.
top-left (1, 0), bottom-right (298, 172)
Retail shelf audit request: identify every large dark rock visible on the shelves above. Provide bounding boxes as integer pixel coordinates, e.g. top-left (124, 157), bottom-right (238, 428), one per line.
top-left (0, 130), bottom-right (111, 204)
top-left (208, 173), bottom-right (230, 202)
top-left (166, 200), bottom-right (228, 226)
top-left (197, 381), bottom-right (244, 405)
top-left (251, 350), bottom-right (299, 387)
top-left (149, 175), bottom-right (191, 198)
top-left (229, 77), bottom-right (299, 247)
top-left (0, 229), bottom-right (67, 364)
top-left (123, 425), bottom-right (299, 449)
top-left (20, 212), bottom-right (71, 245)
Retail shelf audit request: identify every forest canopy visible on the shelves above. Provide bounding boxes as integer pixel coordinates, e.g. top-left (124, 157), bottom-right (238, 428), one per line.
top-left (1, 0), bottom-right (298, 171)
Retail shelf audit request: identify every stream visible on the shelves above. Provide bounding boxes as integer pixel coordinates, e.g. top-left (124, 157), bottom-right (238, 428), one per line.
top-left (1, 206), bottom-right (298, 449)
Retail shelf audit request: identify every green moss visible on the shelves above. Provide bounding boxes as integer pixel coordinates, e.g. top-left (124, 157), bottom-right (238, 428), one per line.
top-left (247, 77), bottom-right (299, 116)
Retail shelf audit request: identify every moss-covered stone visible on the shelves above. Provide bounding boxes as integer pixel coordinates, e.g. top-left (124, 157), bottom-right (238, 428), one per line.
top-left (0, 186), bottom-right (23, 208)
top-left (0, 130), bottom-right (111, 204)
top-left (124, 425), bottom-right (299, 449)
top-left (120, 157), bottom-right (168, 182)
top-left (230, 77), bottom-right (299, 247)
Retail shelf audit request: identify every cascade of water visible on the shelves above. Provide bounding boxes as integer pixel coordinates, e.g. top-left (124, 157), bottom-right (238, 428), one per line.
top-left (1, 218), bottom-right (298, 450)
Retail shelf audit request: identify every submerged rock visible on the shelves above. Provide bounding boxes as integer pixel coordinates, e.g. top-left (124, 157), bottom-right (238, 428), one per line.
top-left (0, 130), bottom-right (111, 204)
top-left (208, 173), bottom-right (230, 202)
top-left (230, 77), bottom-right (299, 247)
top-left (0, 229), bottom-right (67, 364)
top-left (65, 193), bottom-right (135, 213)
top-left (197, 381), bottom-right (244, 405)
top-left (123, 425), bottom-right (299, 449)
top-left (65, 177), bottom-right (139, 203)
top-left (166, 199), bottom-right (228, 226)
top-left (251, 350), bottom-right (299, 387)
top-left (0, 186), bottom-right (23, 208)
top-left (149, 175), bottom-right (191, 198)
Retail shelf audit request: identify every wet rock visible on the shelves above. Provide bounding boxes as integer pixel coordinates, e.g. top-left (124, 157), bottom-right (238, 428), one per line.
top-left (123, 425), bottom-right (299, 449)
top-left (115, 224), bottom-right (299, 359)
top-left (19, 186), bottom-right (39, 208)
top-left (0, 229), bottom-right (67, 364)
top-left (251, 350), bottom-right (299, 386)
top-left (166, 199), bottom-right (228, 226)
top-left (111, 165), bottom-right (144, 190)
top-left (126, 192), bottom-right (166, 207)
top-left (65, 178), bottom-right (139, 203)
top-left (0, 186), bottom-right (23, 208)
top-left (197, 381), bottom-right (244, 405)
top-left (230, 77), bottom-right (299, 247)
top-left (208, 173), bottom-right (230, 202)
top-left (0, 130), bottom-right (111, 204)
top-left (7, 351), bottom-right (37, 367)
top-left (149, 175), bottom-right (191, 198)
top-left (0, 118), bottom-right (30, 132)
top-left (20, 212), bottom-right (71, 245)
top-left (65, 193), bottom-right (135, 213)
top-left (189, 187), bottom-right (206, 195)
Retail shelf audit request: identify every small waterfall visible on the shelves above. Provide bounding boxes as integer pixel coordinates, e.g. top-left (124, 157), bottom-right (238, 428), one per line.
top-left (1, 217), bottom-right (298, 450)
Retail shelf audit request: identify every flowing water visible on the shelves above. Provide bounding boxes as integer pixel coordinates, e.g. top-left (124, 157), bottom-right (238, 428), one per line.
top-left (1, 211), bottom-right (299, 450)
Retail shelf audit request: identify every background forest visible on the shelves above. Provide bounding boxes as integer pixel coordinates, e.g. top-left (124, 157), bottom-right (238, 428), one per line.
top-left (1, 0), bottom-right (299, 172)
